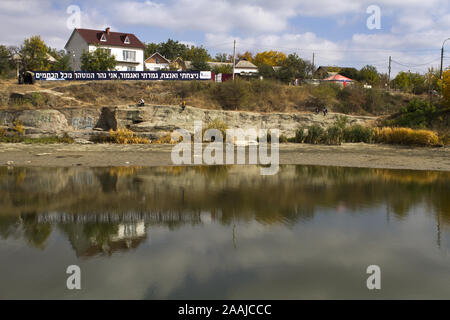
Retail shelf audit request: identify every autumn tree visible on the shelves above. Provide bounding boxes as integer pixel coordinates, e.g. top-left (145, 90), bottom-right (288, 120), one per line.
top-left (253, 51), bottom-right (286, 66)
top-left (20, 36), bottom-right (51, 71)
top-left (443, 69), bottom-right (450, 107)
top-left (237, 51), bottom-right (253, 62)
top-left (81, 47), bottom-right (117, 71)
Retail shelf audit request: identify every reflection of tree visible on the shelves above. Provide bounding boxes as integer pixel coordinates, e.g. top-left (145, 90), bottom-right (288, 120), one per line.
top-left (0, 215), bottom-right (21, 240)
top-left (83, 223), bottom-right (119, 247)
top-left (22, 213), bottom-right (52, 249)
top-left (0, 165), bottom-right (449, 253)
top-left (194, 165), bottom-right (231, 181)
top-left (95, 170), bottom-right (118, 193)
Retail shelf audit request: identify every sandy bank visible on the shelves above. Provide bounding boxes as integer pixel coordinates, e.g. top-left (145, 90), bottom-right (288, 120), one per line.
top-left (0, 143), bottom-right (449, 171)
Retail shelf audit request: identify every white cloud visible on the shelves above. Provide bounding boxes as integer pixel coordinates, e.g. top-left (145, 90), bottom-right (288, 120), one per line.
top-left (111, 0), bottom-right (294, 34)
top-left (0, 0), bottom-right (448, 74)
top-left (0, 0), bottom-right (111, 48)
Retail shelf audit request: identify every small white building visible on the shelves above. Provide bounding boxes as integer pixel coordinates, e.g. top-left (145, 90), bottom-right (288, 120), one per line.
top-left (144, 52), bottom-right (171, 71)
top-left (65, 27), bottom-right (145, 71)
top-left (234, 60), bottom-right (259, 76)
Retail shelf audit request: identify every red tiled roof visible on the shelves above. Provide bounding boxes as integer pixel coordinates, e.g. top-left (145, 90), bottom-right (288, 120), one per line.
top-left (324, 74), bottom-right (354, 81)
top-left (71, 28), bottom-right (145, 49)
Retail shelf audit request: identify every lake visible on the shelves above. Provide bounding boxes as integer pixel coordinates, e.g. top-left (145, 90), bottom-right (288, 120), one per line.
top-left (0, 165), bottom-right (449, 299)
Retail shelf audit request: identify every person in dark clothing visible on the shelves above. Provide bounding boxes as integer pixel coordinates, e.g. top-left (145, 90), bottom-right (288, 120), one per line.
top-left (181, 100), bottom-right (186, 111)
top-left (315, 107), bottom-right (320, 115)
top-left (322, 107), bottom-right (328, 117)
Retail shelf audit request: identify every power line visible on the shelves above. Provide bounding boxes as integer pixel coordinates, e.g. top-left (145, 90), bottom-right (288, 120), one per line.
top-left (391, 57), bottom-right (442, 68)
top-left (231, 40), bottom-right (442, 54)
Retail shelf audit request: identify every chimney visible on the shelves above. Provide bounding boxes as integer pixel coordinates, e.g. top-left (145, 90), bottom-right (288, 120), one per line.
top-left (105, 27), bottom-right (110, 35)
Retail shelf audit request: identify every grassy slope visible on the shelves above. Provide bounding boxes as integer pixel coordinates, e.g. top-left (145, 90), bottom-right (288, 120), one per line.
top-left (1, 79), bottom-right (422, 115)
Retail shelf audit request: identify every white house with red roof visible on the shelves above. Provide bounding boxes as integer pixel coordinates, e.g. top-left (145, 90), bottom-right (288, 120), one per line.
top-left (65, 27), bottom-right (145, 71)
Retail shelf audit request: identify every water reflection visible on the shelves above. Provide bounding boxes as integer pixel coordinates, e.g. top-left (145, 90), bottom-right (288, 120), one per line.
top-left (0, 165), bottom-right (449, 299)
top-left (0, 166), bottom-right (449, 253)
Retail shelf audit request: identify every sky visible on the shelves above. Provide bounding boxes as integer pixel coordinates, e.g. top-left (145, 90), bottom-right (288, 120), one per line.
top-left (1, 0), bottom-right (449, 75)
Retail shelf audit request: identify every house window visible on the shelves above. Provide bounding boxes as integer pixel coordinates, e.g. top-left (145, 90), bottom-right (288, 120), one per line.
top-left (155, 57), bottom-right (159, 64)
top-left (100, 34), bottom-right (107, 42)
top-left (127, 66), bottom-right (136, 71)
top-left (99, 48), bottom-right (111, 56)
top-left (123, 50), bottom-right (136, 62)
top-left (124, 36), bottom-right (130, 44)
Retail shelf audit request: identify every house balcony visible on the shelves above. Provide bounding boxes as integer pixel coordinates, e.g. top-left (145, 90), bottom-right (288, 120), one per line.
top-left (116, 61), bottom-right (140, 65)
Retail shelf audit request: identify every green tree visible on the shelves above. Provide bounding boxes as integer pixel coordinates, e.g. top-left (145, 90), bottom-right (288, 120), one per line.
top-left (0, 45), bottom-right (13, 78)
top-left (48, 49), bottom-right (72, 71)
top-left (159, 39), bottom-right (188, 60)
top-left (144, 42), bottom-right (160, 59)
top-left (339, 67), bottom-right (359, 80)
top-left (392, 71), bottom-right (427, 94)
top-left (190, 58), bottom-right (211, 71)
top-left (359, 65), bottom-right (379, 86)
top-left (211, 63), bottom-right (233, 74)
top-left (277, 53), bottom-right (312, 83)
top-left (214, 53), bottom-right (230, 62)
top-left (258, 63), bottom-right (276, 79)
top-left (20, 36), bottom-right (50, 71)
top-left (392, 71), bottom-right (411, 91)
top-left (182, 45), bottom-right (211, 61)
top-left (80, 47), bottom-right (117, 71)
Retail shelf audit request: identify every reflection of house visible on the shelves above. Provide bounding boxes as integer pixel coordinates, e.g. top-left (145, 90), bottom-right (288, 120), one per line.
top-left (65, 27), bottom-right (145, 71)
top-left (64, 221), bottom-right (147, 258)
top-left (144, 52), bottom-right (171, 71)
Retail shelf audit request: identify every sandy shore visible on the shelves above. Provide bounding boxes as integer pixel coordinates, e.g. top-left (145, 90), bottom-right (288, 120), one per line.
top-left (0, 143), bottom-right (449, 171)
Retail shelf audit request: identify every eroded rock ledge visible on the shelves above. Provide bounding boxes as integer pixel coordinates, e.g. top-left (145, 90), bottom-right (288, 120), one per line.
top-left (0, 105), bottom-right (377, 140)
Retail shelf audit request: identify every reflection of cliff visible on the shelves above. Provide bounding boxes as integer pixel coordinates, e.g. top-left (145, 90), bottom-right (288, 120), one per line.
top-left (59, 221), bottom-right (147, 258)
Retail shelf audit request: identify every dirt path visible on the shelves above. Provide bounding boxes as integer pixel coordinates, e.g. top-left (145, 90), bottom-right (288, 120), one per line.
top-left (0, 143), bottom-right (449, 171)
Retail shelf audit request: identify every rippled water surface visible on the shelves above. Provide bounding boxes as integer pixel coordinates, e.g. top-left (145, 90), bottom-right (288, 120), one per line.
top-left (0, 165), bottom-right (449, 299)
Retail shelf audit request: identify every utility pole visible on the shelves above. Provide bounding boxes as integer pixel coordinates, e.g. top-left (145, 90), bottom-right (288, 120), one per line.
top-left (232, 40), bottom-right (236, 81)
top-left (312, 52), bottom-right (315, 78)
top-left (388, 56), bottom-right (391, 91)
top-left (440, 38), bottom-right (450, 79)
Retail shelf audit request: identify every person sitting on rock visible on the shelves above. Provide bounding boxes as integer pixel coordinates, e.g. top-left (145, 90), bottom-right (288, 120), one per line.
top-left (138, 99), bottom-right (145, 107)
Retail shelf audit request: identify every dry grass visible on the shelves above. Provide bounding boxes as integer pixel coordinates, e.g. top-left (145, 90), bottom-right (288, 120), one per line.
top-left (373, 127), bottom-right (440, 146)
top-left (13, 120), bottom-right (24, 135)
top-left (0, 79), bottom-right (421, 116)
top-left (151, 133), bottom-right (180, 144)
top-left (107, 128), bottom-right (150, 144)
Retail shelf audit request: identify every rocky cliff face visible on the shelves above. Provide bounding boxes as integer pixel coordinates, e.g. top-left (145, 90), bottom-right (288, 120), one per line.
top-left (0, 105), bottom-right (377, 140)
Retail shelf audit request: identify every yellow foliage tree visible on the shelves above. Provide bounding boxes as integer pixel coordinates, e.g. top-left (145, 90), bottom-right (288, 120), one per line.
top-left (253, 51), bottom-right (287, 66)
top-left (443, 69), bottom-right (450, 107)
top-left (237, 51), bottom-right (253, 62)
